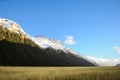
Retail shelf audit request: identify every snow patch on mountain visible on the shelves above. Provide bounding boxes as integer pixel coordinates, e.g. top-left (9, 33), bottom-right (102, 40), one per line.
top-left (29, 35), bottom-right (79, 55)
top-left (0, 18), bottom-right (25, 34)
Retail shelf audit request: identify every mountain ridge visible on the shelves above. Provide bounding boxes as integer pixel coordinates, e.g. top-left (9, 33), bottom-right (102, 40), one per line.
top-left (0, 18), bottom-right (96, 66)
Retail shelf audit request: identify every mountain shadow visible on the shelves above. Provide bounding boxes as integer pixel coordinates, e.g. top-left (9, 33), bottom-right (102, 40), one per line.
top-left (0, 40), bottom-right (95, 66)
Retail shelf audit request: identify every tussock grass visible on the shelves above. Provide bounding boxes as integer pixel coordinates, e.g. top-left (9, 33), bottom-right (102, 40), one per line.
top-left (0, 67), bottom-right (120, 80)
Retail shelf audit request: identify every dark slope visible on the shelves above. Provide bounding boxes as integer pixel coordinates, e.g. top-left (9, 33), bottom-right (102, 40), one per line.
top-left (0, 40), bottom-right (95, 66)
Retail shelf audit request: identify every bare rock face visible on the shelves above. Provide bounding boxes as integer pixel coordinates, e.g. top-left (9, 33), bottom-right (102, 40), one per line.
top-left (0, 27), bottom-right (6, 40)
top-left (0, 18), bottom-right (26, 43)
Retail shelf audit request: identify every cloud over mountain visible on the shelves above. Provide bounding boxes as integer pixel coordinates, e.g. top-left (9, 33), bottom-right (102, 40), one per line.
top-left (87, 56), bottom-right (120, 66)
top-left (64, 35), bottom-right (76, 45)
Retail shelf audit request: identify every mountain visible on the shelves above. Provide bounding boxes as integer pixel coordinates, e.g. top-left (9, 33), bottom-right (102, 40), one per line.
top-left (87, 56), bottom-right (120, 66)
top-left (31, 35), bottom-right (80, 55)
top-left (0, 18), bottom-right (95, 66)
top-left (116, 63), bottom-right (120, 66)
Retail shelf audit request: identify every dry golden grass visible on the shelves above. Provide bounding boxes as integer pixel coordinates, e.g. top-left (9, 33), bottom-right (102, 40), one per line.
top-left (0, 67), bottom-right (120, 80)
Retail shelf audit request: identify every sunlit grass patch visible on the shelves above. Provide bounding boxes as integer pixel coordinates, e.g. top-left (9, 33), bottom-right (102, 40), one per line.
top-left (0, 67), bottom-right (120, 80)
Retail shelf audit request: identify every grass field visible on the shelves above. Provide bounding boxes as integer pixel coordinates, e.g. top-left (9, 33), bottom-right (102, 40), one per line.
top-left (0, 67), bottom-right (120, 80)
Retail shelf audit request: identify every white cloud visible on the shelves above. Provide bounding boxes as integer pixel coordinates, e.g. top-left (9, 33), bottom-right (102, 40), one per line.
top-left (63, 35), bottom-right (76, 45)
top-left (87, 56), bottom-right (120, 66)
top-left (86, 47), bottom-right (120, 66)
top-left (113, 47), bottom-right (120, 54)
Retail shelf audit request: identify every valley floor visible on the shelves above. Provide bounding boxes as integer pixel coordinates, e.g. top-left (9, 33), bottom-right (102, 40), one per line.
top-left (0, 67), bottom-right (120, 80)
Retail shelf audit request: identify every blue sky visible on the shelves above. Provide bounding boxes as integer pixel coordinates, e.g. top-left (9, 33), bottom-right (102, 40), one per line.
top-left (0, 0), bottom-right (120, 59)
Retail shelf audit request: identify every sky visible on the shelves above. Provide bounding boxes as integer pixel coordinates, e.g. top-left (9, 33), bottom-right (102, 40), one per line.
top-left (0, 0), bottom-right (120, 60)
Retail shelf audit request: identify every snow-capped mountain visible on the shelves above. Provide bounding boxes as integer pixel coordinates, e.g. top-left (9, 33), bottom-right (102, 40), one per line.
top-left (30, 35), bottom-right (79, 56)
top-left (0, 18), bottom-right (79, 55)
top-left (1, 18), bottom-right (119, 66)
top-left (0, 18), bottom-right (95, 66)
top-left (32, 35), bottom-right (120, 66)
top-left (0, 18), bottom-right (79, 56)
